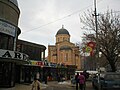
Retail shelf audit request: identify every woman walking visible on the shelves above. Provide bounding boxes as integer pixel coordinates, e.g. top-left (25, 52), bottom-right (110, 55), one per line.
top-left (78, 72), bottom-right (85, 90)
top-left (31, 77), bottom-right (41, 90)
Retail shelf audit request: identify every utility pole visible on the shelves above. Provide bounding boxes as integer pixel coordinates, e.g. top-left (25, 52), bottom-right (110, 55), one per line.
top-left (93, 0), bottom-right (100, 90)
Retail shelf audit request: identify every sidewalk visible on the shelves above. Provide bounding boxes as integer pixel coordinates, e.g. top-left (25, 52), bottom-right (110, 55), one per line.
top-left (0, 83), bottom-right (48, 90)
top-left (0, 80), bottom-right (71, 90)
top-left (0, 81), bottom-right (93, 90)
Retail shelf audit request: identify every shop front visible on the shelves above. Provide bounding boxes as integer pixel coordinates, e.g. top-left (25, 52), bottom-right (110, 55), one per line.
top-left (0, 49), bottom-right (29, 87)
top-left (18, 60), bottom-right (44, 83)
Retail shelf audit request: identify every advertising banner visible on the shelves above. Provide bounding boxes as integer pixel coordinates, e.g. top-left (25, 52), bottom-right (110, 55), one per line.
top-left (0, 20), bottom-right (16, 37)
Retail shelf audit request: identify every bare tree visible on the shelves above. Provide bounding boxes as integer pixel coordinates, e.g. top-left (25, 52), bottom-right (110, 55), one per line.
top-left (80, 10), bottom-right (120, 72)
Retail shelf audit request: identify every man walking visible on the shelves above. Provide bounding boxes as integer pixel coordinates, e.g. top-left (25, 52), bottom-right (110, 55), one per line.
top-left (75, 72), bottom-right (79, 90)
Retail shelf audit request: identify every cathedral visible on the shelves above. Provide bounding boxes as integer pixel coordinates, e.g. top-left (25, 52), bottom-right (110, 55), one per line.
top-left (48, 25), bottom-right (81, 70)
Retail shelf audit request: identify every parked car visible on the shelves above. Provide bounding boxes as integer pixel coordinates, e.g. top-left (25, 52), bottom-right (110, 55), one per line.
top-left (92, 72), bottom-right (120, 90)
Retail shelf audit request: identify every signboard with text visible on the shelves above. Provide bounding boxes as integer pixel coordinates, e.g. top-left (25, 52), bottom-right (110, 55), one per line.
top-left (0, 49), bottom-right (29, 61)
top-left (0, 20), bottom-right (16, 37)
top-left (30, 60), bottom-right (44, 67)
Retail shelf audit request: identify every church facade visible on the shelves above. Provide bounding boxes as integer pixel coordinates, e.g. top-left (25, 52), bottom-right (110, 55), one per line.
top-left (48, 26), bottom-right (81, 70)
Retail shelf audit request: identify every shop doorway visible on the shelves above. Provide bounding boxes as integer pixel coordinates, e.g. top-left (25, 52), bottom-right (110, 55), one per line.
top-left (0, 62), bottom-right (15, 87)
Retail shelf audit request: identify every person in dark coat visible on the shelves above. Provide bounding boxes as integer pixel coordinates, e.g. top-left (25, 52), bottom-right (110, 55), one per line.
top-left (75, 72), bottom-right (79, 90)
top-left (57, 73), bottom-right (61, 82)
top-left (83, 70), bottom-right (89, 80)
top-left (44, 72), bottom-right (48, 84)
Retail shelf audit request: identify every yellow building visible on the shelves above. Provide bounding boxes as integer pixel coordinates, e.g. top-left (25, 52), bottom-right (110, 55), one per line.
top-left (48, 26), bottom-right (81, 70)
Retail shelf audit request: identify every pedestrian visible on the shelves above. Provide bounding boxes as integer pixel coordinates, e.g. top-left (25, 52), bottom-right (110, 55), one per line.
top-left (44, 72), bottom-right (48, 84)
top-left (31, 77), bottom-right (41, 90)
top-left (82, 70), bottom-right (89, 90)
top-left (57, 73), bottom-right (61, 82)
top-left (83, 70), bottom-right (89, 81)
top-left (78, 72), bottom-right (85, 90)
top-left (36, 72), bottom-right (40, 81)
top-left (75, 72), bottom-right (79, 90)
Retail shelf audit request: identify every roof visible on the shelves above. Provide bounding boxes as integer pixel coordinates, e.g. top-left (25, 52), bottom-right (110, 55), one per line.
top-left (56, 25), bottom-right (70, 36)
top-left (9, 0), bottom-right (18, 7)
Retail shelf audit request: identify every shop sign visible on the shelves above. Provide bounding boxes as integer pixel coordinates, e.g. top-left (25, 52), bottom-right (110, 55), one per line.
top-left (30, 60), bottom-right (44, 66)
top-left (0, 49), bottom-right (29, 61)
top-left (0, 20), bottom-right (16, 37)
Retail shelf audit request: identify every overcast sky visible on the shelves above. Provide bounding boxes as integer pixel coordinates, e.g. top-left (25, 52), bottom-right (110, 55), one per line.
top-left (17, 0), bottom-right (120, 56)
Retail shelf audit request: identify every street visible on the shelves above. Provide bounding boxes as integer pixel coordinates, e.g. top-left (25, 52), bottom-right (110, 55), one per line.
top-left (0, 81), bottom-right (94, 90)
top-left (43, 81), bottom-right (93, 90)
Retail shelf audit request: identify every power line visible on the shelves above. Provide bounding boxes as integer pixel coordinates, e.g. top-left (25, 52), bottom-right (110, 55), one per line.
top-left (21, 0), bottom-right (103, 34)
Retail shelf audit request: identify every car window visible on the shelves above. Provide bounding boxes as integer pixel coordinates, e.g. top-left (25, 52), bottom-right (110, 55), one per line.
top-left (105, 74), bottom-right (120, 80)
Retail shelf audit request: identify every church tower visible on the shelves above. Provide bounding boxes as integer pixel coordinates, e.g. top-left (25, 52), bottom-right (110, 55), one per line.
top-left (48, 26), bottom-right (81, 70)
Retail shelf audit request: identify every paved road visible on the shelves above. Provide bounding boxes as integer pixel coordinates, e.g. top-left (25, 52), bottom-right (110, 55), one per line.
top-left (0, 81), bottom-right (94, 90)
top-left (43, 81), bottom-right (94, 90)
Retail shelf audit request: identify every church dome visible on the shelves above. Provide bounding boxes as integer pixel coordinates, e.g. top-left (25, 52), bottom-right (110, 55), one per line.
top-left (56, 25), bottom-right (70, 36)
top-left (9, 0), bottom-right (18, 7)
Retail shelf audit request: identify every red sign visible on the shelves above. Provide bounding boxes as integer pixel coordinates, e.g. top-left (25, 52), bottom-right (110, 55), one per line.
top-left (31, 61), bottom-right (44, 67)
top-left (86, 41), bottom-right (96, 56)
top-left (87, 41), bottom-right (95, 49)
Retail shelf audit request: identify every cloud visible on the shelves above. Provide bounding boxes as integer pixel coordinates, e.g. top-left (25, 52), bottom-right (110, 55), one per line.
top-left (17, 0), bottom-right (120, 56)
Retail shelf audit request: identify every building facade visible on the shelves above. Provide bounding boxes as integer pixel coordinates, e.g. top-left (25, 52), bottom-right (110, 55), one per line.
top-left (48, 26), bottom-right (81, 70)
top-left (0, 0), bottom-right (29, 87)
top-left (16, 39), bottom-right (46, 83)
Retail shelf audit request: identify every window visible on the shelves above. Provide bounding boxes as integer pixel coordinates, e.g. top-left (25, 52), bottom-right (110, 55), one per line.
top-left (0, 33), bottom-right (14, 50)
top-left (63, 37), bottom-right (65, 41)
top-left (66, 53), bottom-right (68, 61)
top-left (8, 37), bottom-right (14, 50)
top-left (58, 38), bottom-right (59, 42)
